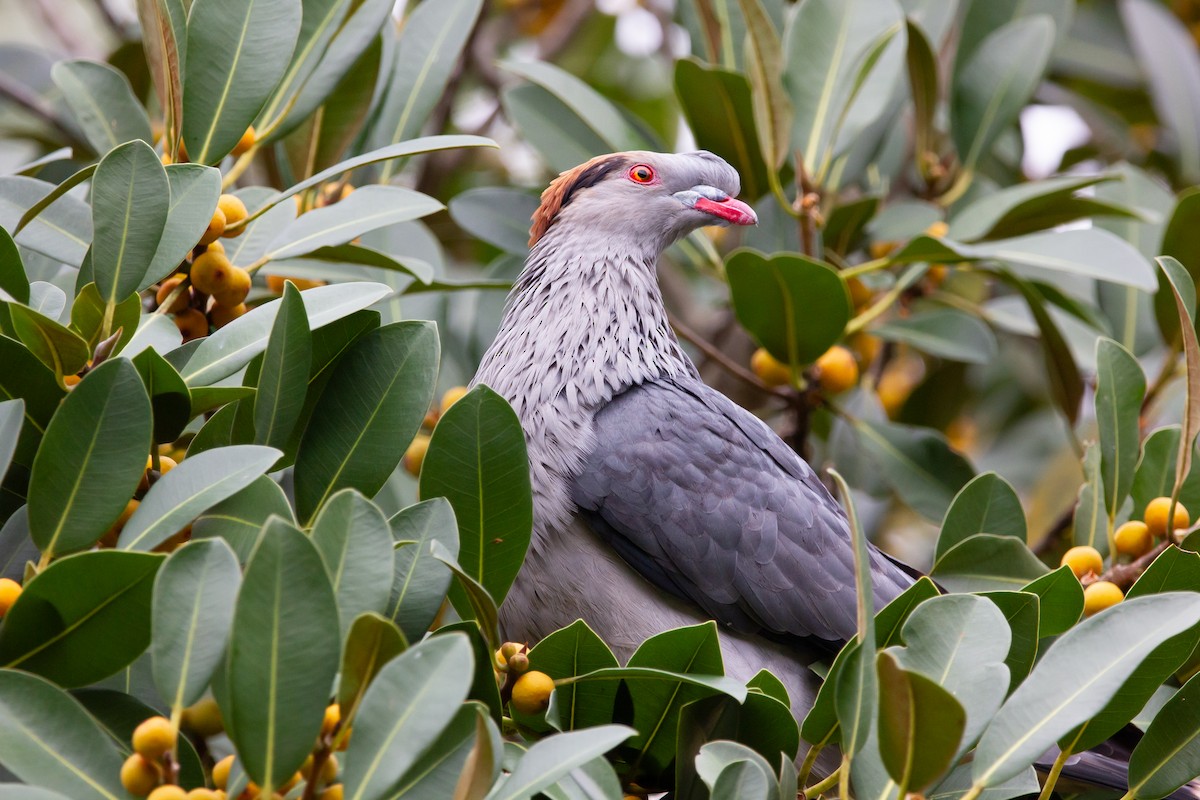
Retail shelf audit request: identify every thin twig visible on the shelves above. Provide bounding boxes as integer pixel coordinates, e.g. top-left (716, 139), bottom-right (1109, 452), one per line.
top-left (1081, 541), bottom-right (1173, 591)
top-left (669, 312), bottom-right (792, 400)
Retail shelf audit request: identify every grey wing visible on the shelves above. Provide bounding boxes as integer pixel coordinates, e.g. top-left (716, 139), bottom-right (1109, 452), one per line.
top-left (570, 377), bottom-right (914, 646)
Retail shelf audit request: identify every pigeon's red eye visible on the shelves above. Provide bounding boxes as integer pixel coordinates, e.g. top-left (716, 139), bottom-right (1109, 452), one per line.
top-left (629, 164), bottom-right (655, 184)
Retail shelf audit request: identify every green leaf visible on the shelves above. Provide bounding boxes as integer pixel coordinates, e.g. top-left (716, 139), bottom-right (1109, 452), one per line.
top-left (0, 399), bottom-right (22, 486)
top-left (872, 308), bottom-right (998, 364)
top-left (418, 385), bottom-right (532, 615)
top-left (386, 702), bottom-right (484, 798)
top-left (936, 472), bottom-right (1025, 562)
top-left (28, 358), bottom-right (150, 558)
top-left (118, 445), bottom-right (281, 551)
top-left (0, 176), bottom-right (91, 266)
top-left (675, 691), bottom-right (800, 784)
top-left (9, 303), bottom-right (90, 377)
top-left (527, 620), bottom-right (620, 732)
top-left (980, 591), bottom-right (1040, 686)
top-left (254, 282), bottom-right (311, 449)
top-left (143, 164), bottom-right (223, 290)
top-left (1160, 256), bottom-right (1200, 507)
top-left (311, 489), bottom-right (394, 639)
top-left (1021, 567), bottom-right (1084, 638)
top-left (782, 0), bottom-right (903, 180)
top-left (906, 19), bottom-right (938, 179)
top-left (295, 321), bottom-right (438, 522)
top-left (192, 475), bottom-right (294, 562)
top-left (51, 59), bottom-right (153, 153)
top-left (1096, 338), bottom-right (1146, 519)
top-left (0, 227), bottom-right (28, 303)
top-left (1157, 189), bottom-right (1200, 345)
top-left (342, 633), bottom-right (475, 800)
top-left (1074, 444), bottom-right (1109, 556)
top-left (181, 0), bottom-right (302, 164)
top-left (448, 188), bottom-right (540, 256)
top-left (695, 740), bottom-right (777, 800)
top-left (131, 347), bottom-right (191, 444)
top-left (0, 669), bottom-right (128, 800)
top-left (337, 612), bottom-right (406, 725)
top-left (369, 0), bottom-right (484, 181)
top-left (951, 16), bottom-right (1054, 172)
top-left (431, 619), bottom-right (502, 728)
top-left (894, 230), bottom-right (1158, 291)
top-left (673, 59), bottom-right (769, 202)
top-left (500, 84), bottom-right (608, 174)
top-left (72, 284), bottom-right (140, 356)
top-left (970, 593), bottom-right (1200, 789)
top-left (151, 539), bottom-right (240, 711)
top-left (0, 336), bottom-right (63, 472)
top-left (388, 497), bottom-right (458, 641)
top-left (222, 518), bottom-right (340, 792)
top-left (483, 725), bottom-right (635, 800)
top-left (890, 595), bottom-right (1010, 756)
top-left (13, 165), bottom-right (96, 239)
top-left (948, 176), bottom-right (1121, 242)
top-left (0, 550), bottom-right (163, 686)
top-left (266, 186), bottom-right (443, 260)
top-left (853, 418), bottom-right (975, 521)
top-left (931, 533), bottom-right (1048, 592)
top-left (876, 651), bottom-right (965, 793)
top-left (181, 281), bottom-right (391, 386)
top-left (429, 540), bottom-right (500, 652)
top-left (738, 0), bottom-right (791, 171)
top-left (1007, 273), bottom-right (1084, 426)
top-left (726, 249), bottom-right (851, 367)
top-left (1128, 670), bottom-right (1200, 799)
top-left (1121, 0), bottom-right (1200, 183)
top-left (135, 0), bottom-right (186, 152)
top-left (288, 244), bottom-right (434, 285)
top-left (92, 141), bottom-right (170, 315)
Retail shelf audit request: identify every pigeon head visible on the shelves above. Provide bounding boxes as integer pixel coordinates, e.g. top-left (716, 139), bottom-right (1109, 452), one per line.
top-left (528, 150), bottom-right (757, 252)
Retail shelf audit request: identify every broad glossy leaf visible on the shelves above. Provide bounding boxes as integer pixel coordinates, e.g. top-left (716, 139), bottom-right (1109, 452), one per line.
top-left (151, 539), bottom-right (240, 712)
top-left (222, 518), bottom-right (340, 792)
top-left (1008, 274), bottom-right (1084, 425)
top-left (71, 284), bottom-right (140, 356)
top-left (131, 347), bottom-right (191, 445)
top-left (135, 0), bottom-right (186, 151)
top-left (119, 445), bottom-right (281, 551)
top-left (738, 0), bottom-right (791, 170)
top-left (876, 651), bottom-right (965, 793)
top-left (1128, 671), bottom-right (1200, 799)
top-left (0, 176), bottom-right (91, 266)
top-left (0, 550), bottom-right (163, 686)
top-left (123, 314), bottom-right (182, 359)
top-left (369, 0), bottom-right (483, 180)
top-left (419, 385), bottom-right (532, 614)
top-left (0, 227), bottom-right (28, 303)
top-left (9, 303), bottom-right (89, 377)
top-left (142, 164), bottom-right (223, 290)
top-left (528, 620), bottom-right (619, 732)
top-left (948, 175), bottom-right (1117, 242)
top-left (254, 282), bottom-right (311, 449)
top-left (1075, 444), bottom-right (1109, 555)
top-left (287, 244), bottom-right (434, 284)
top-left (181, 281), bottom-right (391, 386)
top-left (951, 16), bottom-right (1054, 171)
top-left (295, 321), bottom-right (438, 522)
top-left (971, 593), bottom-right (1200, 788)
top-left (931, 533), bottom-right (1048, 592)
top-left (1021, 567), bottom-right (1083, 638)
top-left (854, 418), bottom-right (974, 521)
top-left (0, 400), bottom-right (22, 486)
top-left (1161, 256), bottom-right (1200, 503)
top-left (13, 166), bottom-right (95, 240)
top-left (388, 497), bottom-right (458, 641)
top-left (429, 540), bottom-right (500, 651)
top-left (387, 702), bottom-right (484, 798)
top-left (675, 690), bottom-right (800, 786)
top-left (92, 140), bottom-right (169, 311)
top-left (501, 84), bottom-right (608, 174)
top-left (0, 669), bottom-right (128, 800)
top-left (0, 336), bottom-right (62, 471)
top-left (28, 358), bottom-right (150, 557)
top-left (192, 475), bottom-right (293, 562)
top-left (980, 591), bottom-right (1040, 686)
top-left (726, 249), bottom-right (851, 367)
top-left (1158, 189), bottom-right (1200, 344)
top-left (342, 633), bottom-right (474, 800)
top-left (872, 308), bottom-right (997, 364)
top-left (485, 725), bottom-right (635, 800)
top-left (181, 0), bottom-right (302, 164)
top-left (674, 59), bottom-right (768, 202)
top-left (266, 186), bottom-right (443, 259)
top-left (337, 612), bottom-right (406, 724)
top-left (936, 472), bottom-right (1025, 561)
top-left (1096, 338), bottom-right (1145, 518)
top-left (432, 618), bottom-right (503, 729)
top-left (694, 740), bottom-right (777, 800)
top-left (448, 188), bottom-right (540, 256)
top-left (312, 489), bottom-right (394, 638)
top-left (51, 59), bottom-right (153, 153)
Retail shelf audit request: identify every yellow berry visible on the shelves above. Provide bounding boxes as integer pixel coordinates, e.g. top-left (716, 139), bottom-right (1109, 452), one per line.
top-left (403, 434), bottom-right (431, 478)
top-left (319, 753), bottom-right (338, 784)
top-left (846, 277), bottom-right (872, 308)
top-left (185, 789), bottom-right (220, 800)
top-left (121, 753), bottom-right (161, 796)
top-left (156, 276), bottom-right (190, 313)
top-left (132, 716), bottom-right (176, 760)
top-left (1114, 521), bottom-right (1154, 557)
top-left (266, 274), bottom-right (324, 292)
top-left (181, 697), bottom-right (224, 737)
top-left (1144, 497), bottom-right (1190, 538)
top-left (925, 220), bottom-right (949, 238)
top-left (750, 347), bottom-right (791, 388)
top-left (1061, 545), bottom-right (1104, 580)
top-left (815, 346), bottom-right (859, 395)
top-left (190, 250), bottom-right (236, 297)
top-left (198, 207), bottom-right (226, 246)
top-left (217, 195), bottom-right (249, 236)
top-left (212, 267), bottom-right (251, 308)
top-left (204, 240), bottom-right (225, 256)
top-left (231, 126), bottom-right (256, 157)
top-left (440, 386), bottom-right (470, 414)
top-left (335, 727), bottom-right (351, 750)
top-left (322, 704), bottom-right (341, 737)
top-left (1084, 580), bottom-right (1124, 616)
top-left (510, 670), bottom-right (554, 715)
top-left (869, 240), bottom-right (898, 260)
top-left (279, 772), bottom-right (302, 793)
top-left (319, 785), bottom-right (343, 800)
top-left (0, 578), bottom-right (22, 618)
top-left (210, 303), bottom-right (247, 329)
top-left (147, 787), bottom-right (187, 800)
top-left (212, 755), bottom-right (234, 790)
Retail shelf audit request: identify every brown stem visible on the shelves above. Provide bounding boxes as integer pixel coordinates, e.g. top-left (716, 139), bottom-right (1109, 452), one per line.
top-left (669, 313), bottom-right (792, 400)
top-left (1081, 541), bottom-right (1172, 591)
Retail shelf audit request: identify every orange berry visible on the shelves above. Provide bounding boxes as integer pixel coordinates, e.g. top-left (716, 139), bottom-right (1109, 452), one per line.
top-left (440, 386), bottom-right (470, 414)
top-left (319, 753), bottom-right (338, 784)
top-left (120, 753), bottom-right (161, 796)
top-left (185, 789), bottom-right (220, 800)
top-left (217, 195), bottom-right (248, 236)
top-left (175, 308), bottom-right (208, 342)
top-left (156, 276), bottom-right (190, 313)
top-left (510, 670), bottom-right (554, 715)
top-left (132, 715), bottom-right (176, 760)
top-left (204, 240), bottom-right (225, 256)
top-left (63, 374), bottom-right (81, 388)
top-left (322, 703), bottom-right (341, 737)
top-left (210, 303), bottom-right (247, 329)
top-left (1061, 545), bottom-right (1104, 579)
top-left (212, 267), bottom-right (251, 308)
top-left (212, 755), bottom-right (234, 790)
top-left (1114, 521), bottom-right (1154, 557)
top-left (846, 277), bottom-right (872, 308)
top-left (750, 347), bottom-right (791, 388)
top-left (190, 250), bottom-right (235, 296)
top-left (318, 785), bottom-right (343, 800)
top-left (198, 207), bottom-right (226, 246)
top-left (925, 220), bottom-right (949, 238)
top-left (0, 578), bottom-right (22, 617)
top-left (815, 346), bottom-right (859, 394)
top-left (403, 435), bottom-right (430, 478)
top-left (147, 787), bottom-right (187, 800)
top-left (232, 126), bottom-right (256, 157)
top-left (1084, 580), bottom-right (1124, 616)
top-left (1144, 497), bottom-right (1190, 538)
